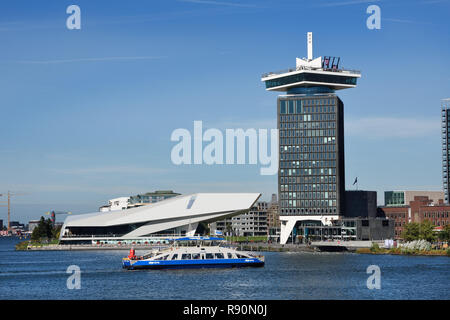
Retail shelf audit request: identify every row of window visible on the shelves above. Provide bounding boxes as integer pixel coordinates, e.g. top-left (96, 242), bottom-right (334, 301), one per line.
top-left (423, 212), bottom-right (450, 218)
top-left (280, 146), bottom-right (336, 158)
top-left (280, 113), bottom-right (337, 125)
top-left (281, 184), bottom-right (337, 193)
top-left (281, 99), bottom-right (336, 108)
top-left (281, 174), bottom-right (336, 184)
top-left (281, 199), bottom-right (338, 208)
top-left (280, 131), bottom-right (336, 142)
top-left (279, 157), bottom-right (336, 169)
top-left (280, 207), bottom-right (337, 215)
top-left (280, 166), bottom-right (337, 176)
top-left (281, 160), bottom-right (337, 170)
top-left (280, 191), bottom-right (337, 200)
top-left (281, 124), bottom-right (336, 136)
top-left (281, 139), bottom-right (336, 151)
top-left (158, 252), bottom-right (248, 260)
top-left (279, 105), bottom-right (336, 118)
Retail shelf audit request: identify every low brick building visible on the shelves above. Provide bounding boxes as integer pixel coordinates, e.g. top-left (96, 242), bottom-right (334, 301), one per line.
top-left (379, 195), bottom-right (450, 239)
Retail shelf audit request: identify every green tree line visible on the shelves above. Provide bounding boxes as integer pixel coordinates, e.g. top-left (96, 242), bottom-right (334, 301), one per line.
top-left (402, 220), bottom-right (450, 242)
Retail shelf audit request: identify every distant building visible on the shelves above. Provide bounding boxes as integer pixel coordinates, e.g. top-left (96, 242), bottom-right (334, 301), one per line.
top-left (10, 221), bottom-right (24, 229)
top-left (60, 193), bottom-right (261, 244)
top-left (345, 191), bottom-right (378, 218)
top-left (267, 194), bottom-right (280, 241)
top-left (442, 98), bottom-right (450, 203)
top-left (384, 190), bottom-right (444, 207)
top-left (379, 195), bottom-right (450, 239)
top-left (28, 220), bottom-right (40, 233)
top-left (128, 190), bottom-right (181, 206)
top-left (100, 197), bottom-right (131, 212)
top-left (291, 191), bottom-right (393, 243)
top-left (99, 190), bottom-right (181, 212)
top-left (210, 201), bottom-right (269, 237)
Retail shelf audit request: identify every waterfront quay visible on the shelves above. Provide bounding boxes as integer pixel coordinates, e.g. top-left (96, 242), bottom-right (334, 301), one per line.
top-left (21, 240), bottom-right (379, 252)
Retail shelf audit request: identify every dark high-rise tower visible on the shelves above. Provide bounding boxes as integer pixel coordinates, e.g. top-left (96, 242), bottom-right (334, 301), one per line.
top-left (261, 33), bottom-right (360, 244)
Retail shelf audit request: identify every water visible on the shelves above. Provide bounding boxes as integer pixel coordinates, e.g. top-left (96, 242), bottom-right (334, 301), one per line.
top-left (0, 238), bottom-right (449, 300)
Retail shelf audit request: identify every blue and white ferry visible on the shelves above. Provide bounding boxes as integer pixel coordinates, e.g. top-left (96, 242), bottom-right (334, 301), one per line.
top-left (122, 236), bottom-right (265, 270)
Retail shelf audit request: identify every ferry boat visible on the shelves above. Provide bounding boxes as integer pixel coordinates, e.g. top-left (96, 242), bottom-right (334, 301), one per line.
top-left (122, 236), bottom-right (265, 270)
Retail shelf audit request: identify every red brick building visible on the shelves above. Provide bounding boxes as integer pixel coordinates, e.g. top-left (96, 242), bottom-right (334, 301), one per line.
top-left (379, 196), bottom-right (450, 239)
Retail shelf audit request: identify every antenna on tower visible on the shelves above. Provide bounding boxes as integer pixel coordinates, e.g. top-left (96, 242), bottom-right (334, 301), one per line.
top-left (307, 32), bottom-right (313, 61)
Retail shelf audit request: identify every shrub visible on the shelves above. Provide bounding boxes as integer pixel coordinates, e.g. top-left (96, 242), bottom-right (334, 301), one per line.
top-left (370, 242), bottom-right (381, 253)
top-left (399, 240), bottom-right (432, 252)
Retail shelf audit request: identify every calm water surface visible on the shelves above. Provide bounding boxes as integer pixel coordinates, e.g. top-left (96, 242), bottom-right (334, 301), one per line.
top-left (0, 238), bottom-right (448, 300)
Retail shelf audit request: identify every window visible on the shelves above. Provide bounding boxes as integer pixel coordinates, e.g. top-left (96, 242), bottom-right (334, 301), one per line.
top-left (205, 253), bottom-right (214, 259)
top-left (289, 100), bottom-right (294, 114)
top-left (159, 255), bottom-right (169, 260)
top-left (171, 254), bottom-right (178, 260)
top-left (227, 253), bottom-right (233, 259)
top-left (182, 254), bottom-right (192, 260)
top-left (214, 253), bottom-right (224, 259)
top-left (192, 253), bottom-right (200, 260)
top-left (280, 101), bottom-right (286, 114)
top-left (187, 195), bottom-right (196, 209)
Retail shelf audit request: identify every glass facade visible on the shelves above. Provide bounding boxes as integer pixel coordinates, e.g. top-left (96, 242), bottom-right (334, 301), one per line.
top-left (265, 72), bottom-right (358, 90)
top-left (278, 94), bottom-right (345, 216)
top-left (384, 191), bottom-right (405, 206)
top-left (442, 99), bottom-right (450, 204)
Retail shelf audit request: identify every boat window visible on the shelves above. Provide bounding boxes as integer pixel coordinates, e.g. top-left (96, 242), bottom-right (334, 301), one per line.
top-left (236, 254), bottom-right (247, 259)
top-left (214, 253), bottom-right (224, 259)
top-left (182, 254), bottom-right (192, 260)
top-left (227, 253), bottom-right (233, 259)
top-left (192, 253), bottom-right (200, 260)
top-left (159, 255), bottom-right (169, 260)
top-left (171, 254), bottom-right (178, 260)
top-left (205, 253), bottom-right (214, 259)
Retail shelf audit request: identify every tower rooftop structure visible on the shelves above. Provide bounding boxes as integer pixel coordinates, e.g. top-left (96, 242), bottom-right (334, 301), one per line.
top-left (261, 32), bottom-right (361, 93)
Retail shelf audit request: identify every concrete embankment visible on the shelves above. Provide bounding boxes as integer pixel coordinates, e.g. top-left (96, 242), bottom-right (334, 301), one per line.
top-left (236, 243), bottom-right (318, 253)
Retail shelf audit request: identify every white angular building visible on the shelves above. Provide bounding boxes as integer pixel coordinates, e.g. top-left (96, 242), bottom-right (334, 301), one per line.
top-left (60, 193), bottom-right (260, 244)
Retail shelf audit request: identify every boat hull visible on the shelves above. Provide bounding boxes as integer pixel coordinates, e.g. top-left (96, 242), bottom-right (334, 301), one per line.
top-left (122, 258), bottom-right (264, 270)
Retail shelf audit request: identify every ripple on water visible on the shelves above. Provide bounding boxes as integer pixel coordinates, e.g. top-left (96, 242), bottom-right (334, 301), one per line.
top-left (0, 238), bottom-right (449, 300)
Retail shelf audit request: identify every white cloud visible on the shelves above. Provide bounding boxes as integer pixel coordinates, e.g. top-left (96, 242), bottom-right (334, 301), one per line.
top-left (345, 116), bottom-right (439, 138)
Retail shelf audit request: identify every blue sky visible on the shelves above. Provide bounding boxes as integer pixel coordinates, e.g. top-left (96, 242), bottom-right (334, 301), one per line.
top-left (0, 0), bottom-right (449, 223)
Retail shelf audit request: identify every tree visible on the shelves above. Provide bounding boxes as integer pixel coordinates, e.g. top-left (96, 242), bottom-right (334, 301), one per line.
top-left (437, 224), bottom-right (450, 242)
top-left (402, 222), bottom-right (420, 242)
top-left (402, 221), bottom-right (437, 243)
top-left (418, 220), bottom-right (437, 243)
top-left (31, 216), bottom-right (56, 241)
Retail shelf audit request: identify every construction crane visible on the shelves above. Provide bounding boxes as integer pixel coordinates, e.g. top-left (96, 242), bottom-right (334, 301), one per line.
top-left (0, 191), bottom-right (28, 232)
top-left (45, 211), bottom-right (72, 226)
